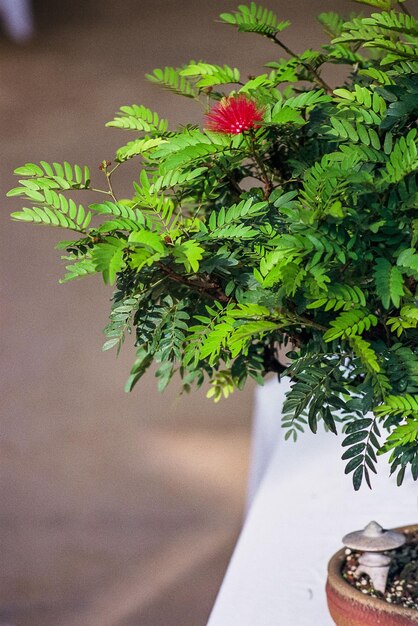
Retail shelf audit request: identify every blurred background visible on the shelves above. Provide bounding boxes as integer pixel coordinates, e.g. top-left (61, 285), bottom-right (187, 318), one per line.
top-left (2, 1), bottom-right (350, 624)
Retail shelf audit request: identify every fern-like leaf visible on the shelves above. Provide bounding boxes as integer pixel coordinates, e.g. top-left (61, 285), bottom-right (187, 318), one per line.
top-left (374, 258), bottom-right (405, 309)
top-left (374, 394), bottom-right (418, 419)
top-left (91, 238), bottom-right (127, 284)
top-left (383, 129), bottom-right (418, 183)
top-left (13, 161), bottom-right (90, 190)
top-left (146, 67), bottom-right (198, 99)
top-left (60, 257), bottom-right (97, 283)
top-left (180, 62), bottom-right (241, 88)
top-left (219, 3), bottom-right (290, 39)
top-left (323, 309), bottom-right (378, 342)
top-left (307, 284), bottom-right (366, 311)
top-left (106, 105), bottom-right (168, 133)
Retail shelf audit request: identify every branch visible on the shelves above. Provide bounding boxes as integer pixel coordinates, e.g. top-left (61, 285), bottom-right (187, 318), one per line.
top-left (99, 160), bottom-right (118, 202)
top-left (271, 36), bottom-right (333, 94)
top-left (157, 262), bottom-right (229, 303)
top-left (247, 130), bottom-right (273, 199)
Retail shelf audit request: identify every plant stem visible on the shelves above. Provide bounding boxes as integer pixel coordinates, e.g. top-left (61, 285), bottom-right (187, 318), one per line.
top-left (272, 36), bottom-right (333, 94)
top-left (292, 314), bottom-right (328, 333)
top-left (108, 162), bottom-right (122, 177)
top-left (105, 173), bottom-right (117, 202)
top-left (246, 130), bottom-right (273, 199)
top-left (157, 262), bottom-right (229, 303)
top-left (89, 187), bottom-right (112, 196)
top-left (100, 161), bottom-right (118, 202)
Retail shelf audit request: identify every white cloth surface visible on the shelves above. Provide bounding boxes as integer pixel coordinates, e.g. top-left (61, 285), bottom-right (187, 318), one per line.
top-left (0, 0), bottom-right (33, 41)
top-left (246, 376), bottom-right (285, 509)
top-left (208, 378), bottom-right (418, 626)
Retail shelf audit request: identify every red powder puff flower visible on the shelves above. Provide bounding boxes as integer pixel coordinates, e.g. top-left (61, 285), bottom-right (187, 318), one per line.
top-left (205, 95), bottom-right (265, 135)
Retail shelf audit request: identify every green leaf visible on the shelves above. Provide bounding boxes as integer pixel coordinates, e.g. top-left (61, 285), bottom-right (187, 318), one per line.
top-left (11, 207), bottom-right (88, 232)
top-left (219, 3), bottom-right (290, 39)
top-left (342, 430), bottom-right (369, 446)
top-left (128, 230), bottom-right (166, 254)
top-left (116, 137), bottom-right (166, 162)
top-left (342, 442), bottom-right (367, 459)
top-left (349, 335), bottom-right (381, 373)
top-left (397, 248), bottom-right (418, 277)
top-left (180, 62), bottom-right (241, 88)
top-left (106, 104), bottom-right (168, 133)
top-left (269, 106), bottom-right (304, 125)
top-left (91, 238), bottom-right (126, 284)
top-left (228, 320), bottom-right (281, 358)
top-left (60, 258), bottom-right (97, 283)
top-left (352, 0), bottom-right (391, 8)
top-left (345, 455), bottom-right (364, 474)
top-left (324, 309), bottom-right (378, 342)
top-left (374, 394), bottom-right (418, 419)
top-left (146, 66), bottom-right (197, 99)
top-left (374, 258), bottom-right (405, 309)
top-left (13, 161), bottom-right (90, 189)
top-left (125, 348), bottom-right (154, 392)
top-left (383, 129), bottom-right (418, 183)
top-left (352, 465), bottom-right (364, 491)
top-left (381, 420), bottom-right (418, 452)
top-left (173, 240), bottom-right (205, 272)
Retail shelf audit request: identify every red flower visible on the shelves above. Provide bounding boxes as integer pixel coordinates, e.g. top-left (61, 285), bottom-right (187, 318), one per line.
top-left (205, 95), bottom-right (265, 135)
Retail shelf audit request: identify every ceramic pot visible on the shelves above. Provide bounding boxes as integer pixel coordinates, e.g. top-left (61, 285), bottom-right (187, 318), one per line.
top-left (326, 525), bottom-right (418, 626)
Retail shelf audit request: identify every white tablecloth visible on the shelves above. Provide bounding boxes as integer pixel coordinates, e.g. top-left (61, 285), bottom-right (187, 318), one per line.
top-left (208, 378), bottom-right (418, 626)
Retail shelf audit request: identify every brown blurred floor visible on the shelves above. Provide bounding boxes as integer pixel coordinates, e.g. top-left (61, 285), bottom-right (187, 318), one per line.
top-left (1, 1), bottom-right (349, 624)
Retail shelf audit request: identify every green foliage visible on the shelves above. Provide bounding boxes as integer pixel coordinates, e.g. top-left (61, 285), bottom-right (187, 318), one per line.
top-left (206, 198), bottom-right (268, 239)
top-left (11, 205), bottom-right (90, 232)
top-left (352, 0), bottom-right (392, 8)
top-left (281, 348), bottom-right (349, 441)
top-left (374, 258), bottom-right (405, 309)
top-left (11, 161), bottom-right (90, 189)
top-left (60, 257), bottom-right (97, 283)
top-left (342, 417), bottom-right (381, 490)
top-left (115, 137), bottom-right (167, 163)
top-left (146, 67), bottom-right (198, 98)
top-left (10, 1), bottom-right (418, 489)
top-left (349, 335), bottom-right (381, 373)
top-left (103, 295), bottom-right (141, 352)
top-left (219, 3), bottom-right (290, 38)
top-left (307, 284), bottom-right (366, 311)
top-left (207, 371), bottom-right (236, 402)
top-left (180, 63), bottom-right (241, 89)
top-left (106, 105), bottom-right (168, 133)
top-left (388, 305), bottom-right (418, 336)
top-left (383, 129), bottom-right (418, 182)
top-left (333, 10), bottom-right (418, 65)
top-left (91, 238), bottom-right (127, 284)
top-left (317, 12), bottom-right (345, 38)
top-left (375, 394), bottom-right (418, 419)
top-left (323, 310), bottom-right (378, 342)
top-left (386, 343), bottom-right (418, 393)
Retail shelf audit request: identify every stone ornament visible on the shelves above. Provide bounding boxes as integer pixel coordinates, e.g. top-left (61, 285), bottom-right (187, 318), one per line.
top-left (342, 521), bottom-right (406, 594)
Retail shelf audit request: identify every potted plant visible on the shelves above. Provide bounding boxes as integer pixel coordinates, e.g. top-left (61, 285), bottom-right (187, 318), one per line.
top-left (9, 0), bottom-right (417, 621)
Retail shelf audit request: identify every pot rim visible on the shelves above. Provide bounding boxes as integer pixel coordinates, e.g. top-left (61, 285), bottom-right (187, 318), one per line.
top-left (327, 524), bottom-right (418, 619)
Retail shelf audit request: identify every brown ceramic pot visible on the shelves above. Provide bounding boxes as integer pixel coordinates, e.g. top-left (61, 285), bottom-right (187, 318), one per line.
top-left (326, 525), bottom-right (418, 626)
